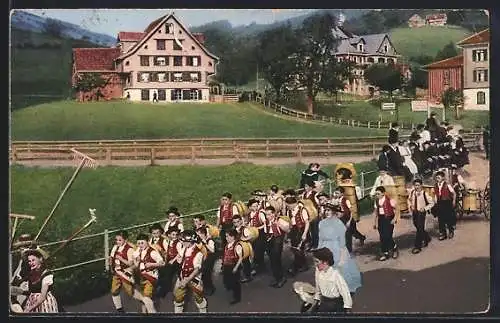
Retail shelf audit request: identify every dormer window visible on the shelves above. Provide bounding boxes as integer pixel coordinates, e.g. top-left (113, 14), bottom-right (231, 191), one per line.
top-left (384, 45), bottom-right (388, 53)
top-left (166, 23), bottom-right (173, 34)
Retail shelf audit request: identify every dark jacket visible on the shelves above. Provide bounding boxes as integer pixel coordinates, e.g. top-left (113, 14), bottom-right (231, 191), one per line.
top-left (388, 128), bottom-right (399, 145)
top-left (387, 146), bottom-right (405, 176)
top-left (300, 169), bottom-right (330, 188)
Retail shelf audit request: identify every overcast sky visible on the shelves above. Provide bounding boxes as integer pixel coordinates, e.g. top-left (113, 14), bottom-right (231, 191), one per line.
top-left (20, 9), bottom-right (320, 37)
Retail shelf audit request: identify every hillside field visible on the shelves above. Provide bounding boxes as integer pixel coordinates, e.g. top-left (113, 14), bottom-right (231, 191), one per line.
top-left (389, 25), bottom-right (471, 59)
top-left (11, 101), bottom-right (385, 141)
top-left (10, 161), bottom-right (377, 305)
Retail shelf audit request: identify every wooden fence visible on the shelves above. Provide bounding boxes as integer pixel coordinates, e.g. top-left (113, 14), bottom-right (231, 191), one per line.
top-left (9, 134), bottom-right (482, 165)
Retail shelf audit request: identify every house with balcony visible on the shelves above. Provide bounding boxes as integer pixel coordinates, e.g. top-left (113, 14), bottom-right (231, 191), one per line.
top-left (425, 13), bottom-right (447, 26)
top-left (457, 28), bottom-right (489, 110)
top-left (72, 12), bottom-right (219, 102)
top-left (331, 27), bottom-right (401, 96)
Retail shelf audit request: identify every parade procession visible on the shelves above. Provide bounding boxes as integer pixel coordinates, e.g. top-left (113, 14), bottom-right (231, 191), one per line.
top-left (9, 113), bottom-right (490, 314)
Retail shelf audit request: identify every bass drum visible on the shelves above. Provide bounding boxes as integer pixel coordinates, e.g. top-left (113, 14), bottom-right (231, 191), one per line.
top-left (268, 197), bottom-right (284, 214)
top-left (196, 243), bottom-right (208, 260)
top-left (334, 163), bottom-right (357, 183)
top-left (463, 189), bottom-right (480, 211)
top-left (299, 199), bottom-right (318, 222)
top-left (277, 217), bottom-right (291, 233)
top-left (234, 201), bottom-right (249, 217)
top-left (241, 226), bottom-right (259, 242)
top-left (207, 224), bottom-right (220, 239)
top-left (238, 241), bottom-right (254, 260)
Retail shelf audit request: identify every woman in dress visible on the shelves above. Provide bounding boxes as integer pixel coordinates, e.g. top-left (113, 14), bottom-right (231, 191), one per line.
top-left (398, 140), bottom-right (419, 181)
top-left (23, 249), bottom-right (59, 313)
top-left (317, 204), bottom-right (362, 294)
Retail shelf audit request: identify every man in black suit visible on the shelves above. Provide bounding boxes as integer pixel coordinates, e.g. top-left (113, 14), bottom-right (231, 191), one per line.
top-left (388, 122), bottom-right (400, 144)
top-left (387, 143), bottom-right (405, 176)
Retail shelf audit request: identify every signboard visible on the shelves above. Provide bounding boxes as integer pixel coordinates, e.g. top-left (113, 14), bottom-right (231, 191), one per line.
top-left (411, 100), bottom-right (428, 112)
top-left (381, 102), bottom-right (396, 111)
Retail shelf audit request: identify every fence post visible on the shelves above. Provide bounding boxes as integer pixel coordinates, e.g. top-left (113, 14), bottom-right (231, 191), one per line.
top-left (368, 121), bottom-right (371, 128)
top-left (339, 118), bottom-right (342, 125)
top-left (266, 140), bottom-right (270, 158)
top-left (191, 146), bottom-right (196, 165)
top-left (360, 171), bottom-right (365, 198)
top-left (104, 229), bottom-right (109, 271)
top-left (150, 147), bottom-right (156, 166)
top-left (378, 121), bottom-right (381, 129)
top-left (330, 117), bottom-right (333, 123)
top-left (372, 143), bottom-right (376, 158)
top-left (11, 146), bottom-right (17, 162)
top-left (106, 148), bottom-right (112, 164)
top-left (296, 140), bottom-right (302, 162)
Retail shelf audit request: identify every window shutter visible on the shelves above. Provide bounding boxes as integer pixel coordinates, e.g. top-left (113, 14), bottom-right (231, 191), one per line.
top-left (484, 70), bottom-right (488, 82)
top-left (137, 72), bottom-right (140, 82)
top-left (473, 70), bottom-right (477, 82)
top-left (484, 49), bottom-right (488, 61)
top-left (472, 50), bottom-right (477, 62)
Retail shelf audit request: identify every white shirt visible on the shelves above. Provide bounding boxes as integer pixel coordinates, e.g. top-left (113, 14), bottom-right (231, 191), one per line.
top-left (164, 219), bottom-right (184, 233)
top-left (370, 175), bottom-right (395, 197)
top-left (407, 189), bottom-right (435, 212)
top-left (417, 130), bottom-right (431, 149)
top-left (110, 243), bottom-right (135, 271)
top-left (133, 247), bottom-right (165, 279)
top-left (314, 267), bottom-right (353, 309)
top-left (202, 239), bottom-right (216, 253)
top-left (41, 273), bottom-right (54, 287)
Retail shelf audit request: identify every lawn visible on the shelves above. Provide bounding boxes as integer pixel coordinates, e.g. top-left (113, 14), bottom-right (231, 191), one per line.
top-left (10, 161), bottom-right (377, 305)
top-left (11, 101), bottom-right (385, 141)
top-left (314, 99), bottom-right (489, 129)
top-left (389, 25), bottom-right (471, 59)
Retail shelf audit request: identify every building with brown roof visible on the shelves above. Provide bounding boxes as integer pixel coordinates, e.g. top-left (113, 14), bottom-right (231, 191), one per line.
top-left (408, 14), bottom-right (426, 28)
top-left (72, 12), bottom-right (219, 102)
top-left (425, 13), bottom-right (447, 26)
top-left (424, 55), bottom-right (463, 104)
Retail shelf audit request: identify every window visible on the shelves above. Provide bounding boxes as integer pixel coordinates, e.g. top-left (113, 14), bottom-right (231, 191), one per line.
top-left (473, 69), bottom-right (488, 82)
top-left (171, 89), bottom-right (182, 100)
top-left (190, 89), bottom-right (200, 100)
top-left (173, 56), bottom-right (183, 66)
top-left (157, 72), bottom-right (167, 82)
top-left (191, 46), bottom-right (195, 50)
top-left (172, 73), bottom-right (183, 82)
top-left (368, 57), bottom-right (374, 63)
top-left (158, 89), bottom-right (166, 101)
top-left (137, 73), bottom-right (149, 82)
top-left (443, 70), bottom-right (450, 85)
top-left (166, 23), bottom-right (173, 34)
top-left (154, 56), bottom-right (168, 66)
top-left (173, 40), bottom-right (183, 51)
top-left (141, 89), bottom-right (150, 101)
top-left (140, 56), bottom-right (150, 66)
top-left (186, 56), bottom-right (201, 66)
top-left (358, 44), bottom-right (363, 51)
top-left (378, 58), bottom-right (385, 63)
top-left (384, 45), bottom-right (388, 53)
top-left (182, 90), bottom-right (191, 100)
top-left (472, 49), bottom-right (488, 62)
top-left (190, 72), bottom-right (200, 82)
top-left (477, 91), bottom-right (486, 105)
top-left (156, 40), bottom-right (166, 50)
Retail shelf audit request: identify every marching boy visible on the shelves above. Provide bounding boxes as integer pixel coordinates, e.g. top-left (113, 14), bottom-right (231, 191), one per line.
top-left (163, 227), bottom-right (183, 297)
top-left (148, 224), bottom-right (169, 299)
top-left (222, 229), bottom-right (244, 305)
top-left (372, 186), bottom-right (399, 261)
top-left (133, 233), bottom-right (165, 313)
top-left (196, 226), bottom-right (217, 296)
top-left (173, 230), bottom-right (208, 313)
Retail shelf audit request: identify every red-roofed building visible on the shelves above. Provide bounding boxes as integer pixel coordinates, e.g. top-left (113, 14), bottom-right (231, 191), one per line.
top-left (72, 12), bottom-right (219, 102)
top-left (425, 13), bottom-right (447, 26)
top-left (423, 28), bottom-right (489, 111)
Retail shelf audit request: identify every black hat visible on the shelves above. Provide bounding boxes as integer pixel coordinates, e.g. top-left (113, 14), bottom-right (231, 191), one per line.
top-left (324, 203), bottom-right (341, 212)
top-left (180, 230), bottom-right (198, 242)
top-left (166, 207), bottom-right (180, 216)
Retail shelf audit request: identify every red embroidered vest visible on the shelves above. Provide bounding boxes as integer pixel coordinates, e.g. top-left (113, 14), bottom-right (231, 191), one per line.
top-left (435, 182), bottom-right (452, 200)
top-left (180, 246), bottom-right (201, 278)
top-left (220, 204), bottom-right (234, 225)
top-left (139, 248), bottom-right (158, 283)
top-left (150, 237), bottom-right (166, 253)
top-left (112, 243), bottom-right (133, 271)
top-left (376, 196), bottom-right (395, 218)
top-left (223, 243), bottom-right (238, 266)
top-left (250, 211), bottom-right (265, 228)
top-left (266, 219), bottom-right (283, 238)
top-left (340, 197), bottom-right (351, 217)
top-left (289, 206), bottom-right (306, 229)
top-left (166, 239), bottom-right (180, 261)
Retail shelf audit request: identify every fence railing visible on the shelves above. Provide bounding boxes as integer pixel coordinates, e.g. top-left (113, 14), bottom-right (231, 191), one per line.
top-left (9, 134), bottom-right (482, 164)
top-left (253, 96), bottom-right (486, 133)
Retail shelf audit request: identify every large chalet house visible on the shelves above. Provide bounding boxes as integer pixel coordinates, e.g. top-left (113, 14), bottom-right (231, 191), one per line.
top-left (331, 26), bottom-right (408, 97)
top-left (72, 13), bottom-right (219, 102)
top-left (424, 28), bottom-right (489, 111)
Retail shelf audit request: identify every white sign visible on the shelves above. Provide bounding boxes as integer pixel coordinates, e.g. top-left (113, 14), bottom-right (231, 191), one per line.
top-left (381, 102), bottom-right (396, 111)
top-left (411, 100), bottom-right (428, 112)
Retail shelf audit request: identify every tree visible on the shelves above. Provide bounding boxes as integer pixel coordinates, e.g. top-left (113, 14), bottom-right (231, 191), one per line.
top-left (44, 18), bottom-right (63, 38)
top-left (288, 13), bottom-right (343, 114)
top-left (364, 63), bottom-right (403, 99)
top-left (446, 10), bottom-right (466, 25)
top-left (73, 73), bottom-right (109, 101)
top-left (435, 42), bottom-right (459, 62)
top-left (361, 11), bottom-right (387, 34)
top-left (257, 24), bottom-right (298, 101)
top-left (441, 87), bottom-right (464, 120)
top-left (321, 60), bottom-right (356, 103)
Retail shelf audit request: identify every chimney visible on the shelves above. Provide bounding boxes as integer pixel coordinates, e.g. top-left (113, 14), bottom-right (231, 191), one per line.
top-left (193, 33), bottom-right (205, 45)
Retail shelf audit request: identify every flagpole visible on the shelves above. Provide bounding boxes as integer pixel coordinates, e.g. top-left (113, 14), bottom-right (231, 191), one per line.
top-left (34, 158), bottom-right (87, 241)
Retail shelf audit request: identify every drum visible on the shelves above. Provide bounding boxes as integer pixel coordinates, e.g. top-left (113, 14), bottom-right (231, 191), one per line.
top-left (334, 163), bottom-right (357, 183)
top-left (196, 242), bottom-right (208, 260)
top-left (463, 189), bottom-right (480, 211)
top-left (238, 241), bottom-right (254, 260)
top-left (241, 227), bottom-right (259, 242)
top-left (339, 184), bottom-right (359, 221)
top-left (384, 185), bottom-right (398, 200)
top-left (207, 224), bottom-right (220, 238)
top-left (299, 199), bottom-right (318, 221)
top-left (393, 176), bottom-right (407, 196)
top-left (234, 201), bottom-right (249, 217)
top-left (422, 185), bottom-right (435, 199)
top-left (277, 217), bottom-right (291, 233)
top-left (268, 197), bottom-right (284, 214)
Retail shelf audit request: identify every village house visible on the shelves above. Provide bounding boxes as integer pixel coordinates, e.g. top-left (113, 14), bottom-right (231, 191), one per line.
top-left (408, 14), bottom-right (426, 28)
top-left (72, 12), bottom-right (219, 102)
top-left (423, 28), bottom-right (489, 111)
top-left (331, 26), bottom-right (403, 97)
top-left (457, 28), bottom-right (489, 110)
top-left (425, 13), bottom-right (447, 26)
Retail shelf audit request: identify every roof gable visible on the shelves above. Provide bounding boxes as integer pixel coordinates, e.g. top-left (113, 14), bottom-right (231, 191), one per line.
top-left (117, 13), bottom-right (219, 61)
top-left (73, 48), bottom-right (121, 71)
top-left (457, 29), bottom-right (489, 46)
top-left (423, 55), bottom-right (463, 69)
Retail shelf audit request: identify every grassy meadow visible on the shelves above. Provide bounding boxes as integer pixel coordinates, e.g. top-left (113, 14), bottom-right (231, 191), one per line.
top-left (10, 161), bottom-right (377, 305)
top-left (389, 25), bottom-right (470, 59)
top-left (11, 101), bottom-right (385, 141)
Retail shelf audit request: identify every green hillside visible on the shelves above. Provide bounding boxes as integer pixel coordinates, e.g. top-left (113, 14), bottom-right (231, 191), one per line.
top-left (390, 25), bottom-right (471, 59)
top-left (11, 101), bottom-right (384, 141)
